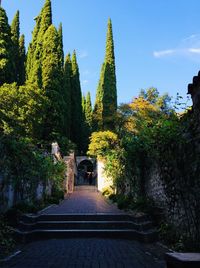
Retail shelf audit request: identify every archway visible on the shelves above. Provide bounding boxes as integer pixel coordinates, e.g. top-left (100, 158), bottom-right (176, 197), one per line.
top-left (76, 158), bottom-right (96, 186)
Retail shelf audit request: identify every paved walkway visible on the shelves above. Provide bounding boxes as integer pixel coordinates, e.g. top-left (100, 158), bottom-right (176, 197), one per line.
top-left (1, 186), bottom-right (166, 268)
top-left (42, 186), bottom-right (123, 214)
top-left (2, 239), bottom-right (165, 268)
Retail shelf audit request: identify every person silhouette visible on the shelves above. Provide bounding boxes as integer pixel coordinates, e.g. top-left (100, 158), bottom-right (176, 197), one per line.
top-left (88, 172), bottom-right (93, 185)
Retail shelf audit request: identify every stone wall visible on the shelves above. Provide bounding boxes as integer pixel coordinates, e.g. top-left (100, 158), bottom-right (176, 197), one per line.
top-left (145, 164), bottom-right (167, 208)
top-left (0, 180), bottom-right (53, 213)
top-left (63, 152), bottom-right (76, 194)
top-left (0, 143), bottom-right (67, 213)
top-left (97, 160), bottom-right (113, 192)
top-left (140, 73), bottom-right (200, 247)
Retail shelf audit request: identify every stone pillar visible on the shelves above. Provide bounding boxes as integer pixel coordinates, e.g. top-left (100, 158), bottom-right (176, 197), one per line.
top-left (64, 152), bottom-right (76, 194)
top-left (51, 142), bottom-right (62, 162)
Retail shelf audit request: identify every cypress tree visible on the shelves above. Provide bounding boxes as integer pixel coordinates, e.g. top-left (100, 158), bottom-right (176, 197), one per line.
top-left (82, 91), bottom-right (93, 153)
top-left (11, 11), bottom-right (20, 51)
top-left (38, 0), bottom-right (52, 38)
top-left (26, 0), bottom-right (52, 86)
top-left (11, 10), bottom-right (20, 82)
top-left (85, 91), bottom-right (93, 129)
top-left (63, 53), bottom-right (72, 138)
top-left (0, 7), bottom-right (14, 85)
top-left (81, 93), bottom-right (89, 153)
top-left (41, 24), bottom-right (64, 140)
top-left (71, 50), bottom-right (83, 151)
top-left (18, 34), bottom-right (26, 85)
top-left (58, 23), bottom-right (64, 69)
top-left (93, 18), bottom-right (117, 130)
top-left (26, 14), bottom-right (41, 80)
top-left (82, 94), bottom-right (86, 114)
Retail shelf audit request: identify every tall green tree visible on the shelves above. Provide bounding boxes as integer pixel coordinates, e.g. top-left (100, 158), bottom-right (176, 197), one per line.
top-left (18, 34), bottom-right (26, 85)
top-left (26, 14), bottom-right (41, 81)
top-left (82, 94), bottom-right (86, 113)
top-left (93, 18), bottom-right (117, 130)
top-left (26, 0), bottom-right (52, 86)
top-left (82, 91), bottom-right (93, 153)
top-left (58, 23), bottom-right (64, 69)
top-left (0, 7), bottom-right (14, 85)
top-left (41, 24), bottom-right (64, 140)
top-left (11, 10), bottom-right (20, 82)
top-left (63, 53), bottom-right (72, 138)
top-left (71, 50), bottom-right (83, 151)
top-left (85, 91), bottom-right (93, 129)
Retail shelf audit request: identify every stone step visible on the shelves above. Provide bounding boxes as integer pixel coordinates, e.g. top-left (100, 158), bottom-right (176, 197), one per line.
top-left (17, 213), bottom-right (157, 244)
top-left (18, 220), bottom-right (153, 232)
top-left (20, 213), bottom-right (150, 224)
top-left (15, 228), bottom-right (158, 243)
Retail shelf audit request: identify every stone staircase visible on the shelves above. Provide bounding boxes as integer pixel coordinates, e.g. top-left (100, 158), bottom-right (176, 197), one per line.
top-left (15, 213), bottom-right (158, 243)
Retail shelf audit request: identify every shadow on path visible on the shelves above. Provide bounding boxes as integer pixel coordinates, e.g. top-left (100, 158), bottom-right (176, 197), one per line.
top-left (1, 186), bottom-right (166, 268)
top-left (1, 239), bottom-right (166, 268)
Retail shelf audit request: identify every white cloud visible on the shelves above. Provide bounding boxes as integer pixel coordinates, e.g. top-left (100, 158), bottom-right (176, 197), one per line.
top-left (82, 79), bottom-right (89, 85)
top-left (153, 49), bottom-right (176, 58)
top-left (79, 51), bottom-right (88, 59)
top-left (182, 34), bottom-right (198, 42)
top-left (188, 48), bottom-right (200, 54)
top-left (153, 34), bottom-right (200, 60)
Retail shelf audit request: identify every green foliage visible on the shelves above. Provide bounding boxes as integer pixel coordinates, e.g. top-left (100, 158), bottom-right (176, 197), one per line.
top-left (102, 186), bottom-right (114, 197)
top-left (63, 53), bottom-right (72, 138)
top-left (82, 94), bottom-right (86, 113)
top-left (11, 10), bottom-right (20, 83)
top-left (115, 195), bottom-right (131, 210)
top-left (11, 11), bottom-right (20, 47)
top-left (0, 1), bottom-right (73, 227)
top-left (70, 51), bottom-right (83, 152)
top-left (93, 18), bottom-right (117, 131)
top-left (41, 24), bottom-right (65, 140)
top-left (26, 0), bottom-right (52, 86)
top-left (0, 214), bottom-right (15, 259)
top-left (100, 87), bottom-right (199, 251)
top-left (139, 87), bottom-right (172, 112)
top-left (81, 92), bottom-right (93, 153)
top-left (88, 131), bottom-right (124, 190)
top-left (0, 83), bottom-right (47, 140)
top-left (18, 34), bottom-right (26, 85)
top-left (0, 134), bottom-right (66, 203)
top-left (158, 222), bottom-right (185, 251)
top-left (85, 92), bottom-right (93, 129)
top-left (0, 7), bottom-right (14, 85)
top-left (88, 131), bottom-right (118, 158)
top-left (26, 14), bottom-right (41, 82)
top-left (10, 201), bottom-right (44, 214)
top-left (57, 23), bottom-right (64, 69)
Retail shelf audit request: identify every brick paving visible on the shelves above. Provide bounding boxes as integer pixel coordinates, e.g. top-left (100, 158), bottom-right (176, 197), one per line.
top-left (1, 186), bottom-right (166, 268)
top-left (1, 239), bottom-right (165, 268)
top-left (41, 186), bottom-right (123, 214)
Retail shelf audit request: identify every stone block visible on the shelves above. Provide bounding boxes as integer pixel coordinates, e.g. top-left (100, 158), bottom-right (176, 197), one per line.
top-left (165, 252), bottom-right (200, 268)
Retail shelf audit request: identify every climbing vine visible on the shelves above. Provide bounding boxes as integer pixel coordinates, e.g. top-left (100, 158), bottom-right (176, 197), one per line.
top-left (0, 134), bottom-right (66, 208)
top-left (88, 88), bottom-right (200, 250)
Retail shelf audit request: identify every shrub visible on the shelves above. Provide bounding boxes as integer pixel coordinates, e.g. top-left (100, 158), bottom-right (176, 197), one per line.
top-left (0, 214), bottom-right (15, 259)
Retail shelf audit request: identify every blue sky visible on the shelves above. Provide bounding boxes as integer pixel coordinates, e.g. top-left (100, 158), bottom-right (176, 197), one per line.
top-left (3, 0), bottom-right (200, 106)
